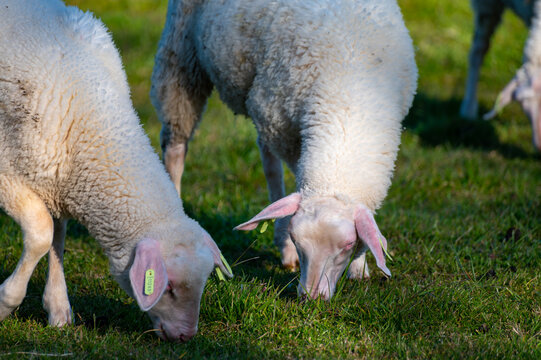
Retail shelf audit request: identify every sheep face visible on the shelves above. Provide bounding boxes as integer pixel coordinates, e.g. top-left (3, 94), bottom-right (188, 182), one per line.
top-left (147, 247), bottom-right (214, 342)
top-left (289, 202), bottom-right (358, 300)
top-left (129, 234), bottom-right (231, 342)
top-left (484, 65), bottom-right (541, 151)
top-left (511, 69), bottom-right (541, 152)
top-left (235, 194), bottom-right (390, 300)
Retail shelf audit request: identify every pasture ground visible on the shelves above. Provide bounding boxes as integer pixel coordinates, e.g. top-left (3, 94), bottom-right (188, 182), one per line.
top-left (0, 0), bottom-right (539, 358)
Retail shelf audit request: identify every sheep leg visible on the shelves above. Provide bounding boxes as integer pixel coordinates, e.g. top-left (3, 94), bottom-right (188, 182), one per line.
top-left (153, 69), bottom-right (211, 196)
top-left (151, 9), bottom-right (213, 196)
top-left (257, 138), bottom-right (299, 270)
top-left (42, 219), bottom-right (72, 326)
top-left (460, 1), bottom-right (504, 119)
top-left (0, 177), bottom-right (54, 320)
top-left (347, 251), bottom-right (370, 280)
top-left (161, 125), bottom-right (187, 195)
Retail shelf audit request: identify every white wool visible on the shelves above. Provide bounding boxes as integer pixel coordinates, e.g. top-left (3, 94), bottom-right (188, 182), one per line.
top-left (189, 0), bottom-right (418, 209)
top-left (0, 0), bottom-right (210, 295)
top-left (151, 0), bottom-right (417, 298)
top-left (524, 0), bottom-right (541, 66)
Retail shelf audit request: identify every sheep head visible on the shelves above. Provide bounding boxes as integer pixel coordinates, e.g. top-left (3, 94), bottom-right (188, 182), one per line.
top-left (235, 193), bottom-right (390, 300)
top-left (484, 64), bottom-right (541, 151)
top-left (128, 232), bottom-right (231, 342)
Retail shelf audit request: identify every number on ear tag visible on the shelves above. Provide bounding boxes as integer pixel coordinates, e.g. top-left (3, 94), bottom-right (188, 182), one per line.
top-left (144, 269), bottom-right (155, 295)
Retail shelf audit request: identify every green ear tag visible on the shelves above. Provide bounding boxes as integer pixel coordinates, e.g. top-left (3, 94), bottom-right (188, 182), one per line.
top-left (215, 253), bottom-right (233, 281)
top-left (220, 253), bottom-right (233, 275)
top-left (259, 221), bottom-right (269, 234)
top-left (144, 269), bottom-right (155, 295)
top-left (215, 267), bottom-right (225, 281)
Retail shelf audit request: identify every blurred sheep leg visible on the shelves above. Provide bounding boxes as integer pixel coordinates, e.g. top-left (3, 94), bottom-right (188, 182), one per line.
top-left (460, 1), bottom-right (505, 119)
top-left (257, 137), bottom-right (299, 270)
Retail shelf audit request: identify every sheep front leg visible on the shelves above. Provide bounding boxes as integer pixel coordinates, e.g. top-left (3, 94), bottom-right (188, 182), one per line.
top-left (0, 177), bottom-right (54, 320)
top-left (257, 138), bottom-right (299, 270)
top-left (347, 252), bottom-right (370, 280)
top-left (460, 1), bottom-right (504, 119)
top-left (42, 219), bottom-right (72, 326)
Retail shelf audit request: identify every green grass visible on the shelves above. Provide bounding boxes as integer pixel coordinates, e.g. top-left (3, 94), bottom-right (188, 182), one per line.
top-left (1, 0), bottom-right (540, 358)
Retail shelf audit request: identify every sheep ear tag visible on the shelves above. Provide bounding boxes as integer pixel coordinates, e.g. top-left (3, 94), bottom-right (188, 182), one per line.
top-left (144, 269), bottom-right (155, 295)
top-left (202, 231), bottom-right (233, 279)
top-left (354, 205), bottom-right (392, 277)
top-left (215, 254), bottom-right (233, 281)
top-left (129, 238), bottom-right (168, 311)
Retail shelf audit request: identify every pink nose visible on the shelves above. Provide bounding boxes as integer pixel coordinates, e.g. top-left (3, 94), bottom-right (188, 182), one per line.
top-left (159, 325), bottom-right (197, 342)
top-left (297, 284), bottom-right (330, 301)
top-left (178, 332), bottom-right (195, 342)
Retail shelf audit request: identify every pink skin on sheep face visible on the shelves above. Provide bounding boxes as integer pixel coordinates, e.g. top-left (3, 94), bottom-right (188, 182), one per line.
top-left (129, 236), bottom-right (231, 342)
top-left (235, 193), bottom-right (390, 300)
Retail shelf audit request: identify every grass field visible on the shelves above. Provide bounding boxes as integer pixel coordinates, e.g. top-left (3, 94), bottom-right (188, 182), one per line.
top-left (0, 0), bottom-right (540, 358)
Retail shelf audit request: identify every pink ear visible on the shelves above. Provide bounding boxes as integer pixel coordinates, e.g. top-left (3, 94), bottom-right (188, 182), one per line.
top-left (202, 231), bottom-right (233, 278)
top-left (234, 193), bottom-right (301, 231)
top-left (129, 238), bottom-right (168, 311)
top-left (484, 76), bottom-right (519, 120)
top-left (354, 205), bottom-right (391, 277)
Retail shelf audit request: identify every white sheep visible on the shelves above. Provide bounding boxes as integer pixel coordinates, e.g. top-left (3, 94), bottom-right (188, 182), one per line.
top-left (483, 0), bottom-right (541, 151)
top-left (460, 0), bottom-right (534, 120)
top-left (0, 0), bottom-right (231, 342)
top-left (151, 0), bottom-right (417, 299)
top-left (460, 0), bottom-right (541, 150)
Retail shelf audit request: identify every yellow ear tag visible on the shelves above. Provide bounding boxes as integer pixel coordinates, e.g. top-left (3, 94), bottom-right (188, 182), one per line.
top-left (259, 221), bottom-right (269, 233)
top-left (215, 253), bottom-right (233, 281)
top-left (215, 267), bottom-right (225, 281)
top-left (220, 253), bottom-right (233, 275)
top-left (144, 269), bottom-right (155, 295)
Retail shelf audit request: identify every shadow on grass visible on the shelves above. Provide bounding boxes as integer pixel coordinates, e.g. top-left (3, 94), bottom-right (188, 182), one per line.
top-left (405, 93), bottom-right (539, 159)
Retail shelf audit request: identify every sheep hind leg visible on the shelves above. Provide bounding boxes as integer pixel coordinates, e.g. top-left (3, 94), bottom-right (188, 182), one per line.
top-left (151, 39), bottom-right (212, 197)
top-left (257, 138), bottom-right (299, 271)
top-left (162, 130), bottom-right (187, 196)
top-left (0, 176), bottom-right (54, 320)
top-left (42, 219), bottom-right (72, 326)
top-left (460, 1), bottom-right (504, 119)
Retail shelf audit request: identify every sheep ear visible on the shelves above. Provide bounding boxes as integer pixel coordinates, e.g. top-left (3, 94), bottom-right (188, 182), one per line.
top-left (129, 238), bottom-right (168, 311)
top-left (234, 193), bottom-right (301, 231)
top-left (202, 231), bottom-right (233, 278)
top-left (354, 205), bottom-right (391, 277)
top-left (484, 76), bottom-right (519, 120)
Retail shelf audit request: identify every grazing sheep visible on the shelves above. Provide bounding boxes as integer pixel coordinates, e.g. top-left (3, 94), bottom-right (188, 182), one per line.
top-left (0, 0), bottom-right (231, 342)
top-left (460, 0), bottom-right (541, 150)
top-left (483, 0), bottom-right (541, 151)
top-left (460, 0), bottom-right (534, 120)
top-left (151, 0), bottom-right (417, 299)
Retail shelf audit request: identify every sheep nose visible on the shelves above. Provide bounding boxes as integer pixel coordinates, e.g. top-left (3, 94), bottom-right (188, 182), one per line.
top-left (178, 332), bottom-right (194, 342)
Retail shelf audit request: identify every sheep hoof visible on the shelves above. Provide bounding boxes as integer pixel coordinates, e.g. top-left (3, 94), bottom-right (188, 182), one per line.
top-left (48, 308), bottom-right (72, 327)
top-left (0, 303), bottom-right (16, 321)
top-left (347, 254), bottom-right (370, 280)
top-left (280, 243), bottom-right (299, 272)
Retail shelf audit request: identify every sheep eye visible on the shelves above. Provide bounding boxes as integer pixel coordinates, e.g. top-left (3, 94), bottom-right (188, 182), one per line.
top-left (166, 283), bottom-right (175, 297)
top-left (289, 233), bottom-right (297, 243)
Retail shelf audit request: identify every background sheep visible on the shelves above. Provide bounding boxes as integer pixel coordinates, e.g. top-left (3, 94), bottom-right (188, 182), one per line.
top-left (460, 0), bottom-right (541, 150)
top-left (151, 0), bottom-right (417, 299)
top-left (0, 0), bottom-right (231, 342)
